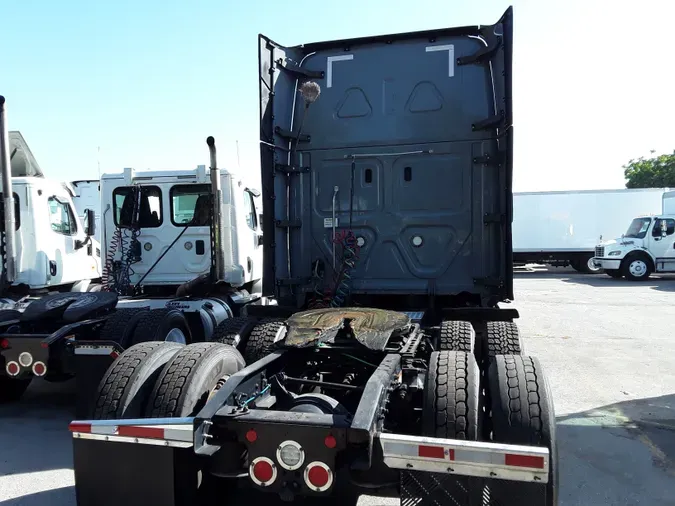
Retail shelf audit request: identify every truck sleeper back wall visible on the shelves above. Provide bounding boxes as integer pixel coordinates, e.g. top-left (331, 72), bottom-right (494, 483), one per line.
top-left (259, 8), bottom-right (514, 306)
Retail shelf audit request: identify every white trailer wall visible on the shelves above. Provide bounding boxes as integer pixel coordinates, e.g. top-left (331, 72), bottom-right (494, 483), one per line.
top-left (513, 188), bottom-right (668, 253)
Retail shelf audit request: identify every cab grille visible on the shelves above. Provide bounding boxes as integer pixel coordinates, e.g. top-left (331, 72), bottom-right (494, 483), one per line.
top-left (595, 246), bottom-right (605, 258)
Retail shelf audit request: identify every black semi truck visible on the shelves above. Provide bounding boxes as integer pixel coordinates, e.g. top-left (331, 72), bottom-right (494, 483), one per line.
top-left (69, 7), bottom-right (558, 505)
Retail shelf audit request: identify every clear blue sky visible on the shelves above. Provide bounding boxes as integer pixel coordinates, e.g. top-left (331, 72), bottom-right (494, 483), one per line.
top-left (3, 0), bottom-right (674, 191)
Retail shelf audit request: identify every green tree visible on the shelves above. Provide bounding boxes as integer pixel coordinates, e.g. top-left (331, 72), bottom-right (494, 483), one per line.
top-left (624, 150), bottom-right (675, 188)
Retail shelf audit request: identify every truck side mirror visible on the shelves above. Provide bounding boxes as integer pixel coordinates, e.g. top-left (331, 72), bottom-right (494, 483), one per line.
top-left (84, 208), bottom-right (96, 237)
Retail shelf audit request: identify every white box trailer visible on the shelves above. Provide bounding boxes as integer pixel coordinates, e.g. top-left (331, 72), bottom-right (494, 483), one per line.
top-left (512, 188), bottom-right (669, 273)
top-left (662, 190), bottom-right (675, 214)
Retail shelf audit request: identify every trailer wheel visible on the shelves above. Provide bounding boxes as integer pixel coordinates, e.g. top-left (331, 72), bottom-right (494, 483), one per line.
top-left (243, 318), bottom-right (285, 364)
top-left (0, 376), bottom-right (32, 403)
top-left (487, 355), bottom-right (558, 505)
top-left (484, 321), bottom-right (524, 358)
top-left (211, 316), bottom-right (258, 349)
top-left (130, 308), bottom-right (193, 346)
top-left (621, 252), bottom-right (653, 281)
top-left (146, 342), bottom-right (246, 418)
top-left (91, 341), bottom-right (184, 419)
top-left (438, 320), bottom-right (475, 352)
top-left (98, 308), bottom-right (150, 348)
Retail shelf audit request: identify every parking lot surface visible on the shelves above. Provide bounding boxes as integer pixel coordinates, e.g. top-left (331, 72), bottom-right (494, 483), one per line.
top-left (1, 267), bottom-right (674, 505)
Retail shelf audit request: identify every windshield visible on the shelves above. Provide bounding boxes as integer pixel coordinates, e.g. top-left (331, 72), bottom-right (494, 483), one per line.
top-left (624, 217), bottom-right (652, 239)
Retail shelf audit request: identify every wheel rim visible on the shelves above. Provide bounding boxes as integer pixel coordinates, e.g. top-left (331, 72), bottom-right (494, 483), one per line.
top-left (165, 328), bottom-right (187, 344)
top-left (586, 257), bottom-right (602, 272)
top-left (629, 260), bottom-right (647, 277)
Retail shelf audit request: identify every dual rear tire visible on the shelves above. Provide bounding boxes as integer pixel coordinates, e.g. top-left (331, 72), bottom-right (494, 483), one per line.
top-left (423, 319), bottom-right (557, 505)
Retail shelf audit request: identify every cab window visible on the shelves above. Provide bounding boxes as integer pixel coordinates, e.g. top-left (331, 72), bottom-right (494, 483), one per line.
top-left (113, 186), bottom-right (162, 228)
top-left (170, 184), bottom-right (211, 226)
top-left (48, 197), bottom-right (77, 235)
top-left (244, 191), bottom-right (257, 230)
top-left (0, 192), bottom-right (20, 231)
top-left (652, 218), bottom-right (675, 237)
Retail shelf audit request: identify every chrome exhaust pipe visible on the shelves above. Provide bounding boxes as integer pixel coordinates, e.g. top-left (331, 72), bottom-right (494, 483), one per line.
top-left (207, 136), bottom-right (225, 282)
top-left (0, 96), bottom-right (16, 283)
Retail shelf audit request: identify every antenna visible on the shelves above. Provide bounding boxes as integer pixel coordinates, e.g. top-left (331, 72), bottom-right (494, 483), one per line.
top-left (236, 140), bottom-right (241, 169)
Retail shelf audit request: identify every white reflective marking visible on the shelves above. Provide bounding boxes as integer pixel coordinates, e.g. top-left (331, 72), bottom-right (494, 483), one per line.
top-left (326, 55), bottom-right (354, 88)
top-left (425, 44), bottom-right (455, 77)
top-left (73, 346), bottom-right (114, 356)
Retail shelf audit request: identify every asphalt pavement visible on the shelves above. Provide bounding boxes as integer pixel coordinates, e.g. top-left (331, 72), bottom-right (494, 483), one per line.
top-left (1, 266), bottom-right (674, 505)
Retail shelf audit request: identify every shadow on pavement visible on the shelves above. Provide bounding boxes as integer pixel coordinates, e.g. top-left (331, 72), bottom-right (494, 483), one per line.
top-left (0, 486), bottom-right (74, 506)
top-left (557, 393), bottom-right (675, 506)
top-left (0, 379), bottom-right (77, 476)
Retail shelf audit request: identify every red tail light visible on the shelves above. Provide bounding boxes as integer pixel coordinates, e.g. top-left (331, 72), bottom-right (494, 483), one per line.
top-left (249, 456), bottom-right (277, 487)
top-left (5, 361), bottom-right (19, 376)
top-left (32, 361), bottom-right (47, 377)
top-left (304, 461), bottom-right (333, 492)
top-left (0, 338), bottom-right (9, 349)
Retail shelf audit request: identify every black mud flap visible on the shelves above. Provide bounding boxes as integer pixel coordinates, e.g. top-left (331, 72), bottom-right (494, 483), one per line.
top-left (73, 340), bottom-right (125, 418)
top-left (400, 472), bottom-right (549, 506)
top-left (73, 438), bottom-right (199, 506)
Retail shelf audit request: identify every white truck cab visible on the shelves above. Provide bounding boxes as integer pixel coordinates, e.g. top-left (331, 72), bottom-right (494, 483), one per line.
top-left (1, 131), bottom-right (101, 293)
top-left (100, 165), bottom-right (262, 294)
top-left (593, 214), bottom-right (675, 280)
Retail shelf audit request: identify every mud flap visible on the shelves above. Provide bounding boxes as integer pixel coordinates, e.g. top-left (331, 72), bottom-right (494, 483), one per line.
top-left (400, 472), bottom-right (548, 506)
top-left (73, 341), bottom-right (124, 418)
top-left (73, 438), bottom-right (199, 506)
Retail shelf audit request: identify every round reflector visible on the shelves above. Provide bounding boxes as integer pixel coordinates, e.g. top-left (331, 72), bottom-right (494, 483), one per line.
top-left (324, 434), bottom-right (337, 449)
top-left (250, 456), bottom-right (277, 487)
top-left (304, 461), bottom-right (333, 492)
top-left (245, 429), bottom-right (257, 443)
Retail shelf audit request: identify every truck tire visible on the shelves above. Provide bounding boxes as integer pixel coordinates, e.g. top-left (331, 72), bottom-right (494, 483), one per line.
top-left (605, 269), bottom-right (622, 279)
top-left (146, 342), bottom-right (246, 418)
top-left (0, 309), bottom-right (22, 323)
top-left (487, 355), bottom-right (558, 506)
top-left (484, 321), bottom-right (524, 358)
top-left (401, 351), bottom-right (481, 506)
top-left (91, 341), bottom-right (184, 419)
top-left (621, 252), bottom-right (653, 281)
top-left (438, 320), bottom-right (475, 353)
top-left (571, 254), bottom-right (603, 274)
top-left (130, 308), bottom-right (193, 346)
top-left (0, 376), bottom-right (32, 403)
top-left (98, 308), bottom-right (150, 348)
top-left (243, 319), bottom-right (285, 364)
top-left (211, 316), bottom-right (258, 349)
top-left (422, 350), bottom-right (480, 440)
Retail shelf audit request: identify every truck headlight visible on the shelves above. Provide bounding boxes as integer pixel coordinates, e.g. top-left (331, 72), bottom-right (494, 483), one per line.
top-left (608, 250), bottom-right (622, 256)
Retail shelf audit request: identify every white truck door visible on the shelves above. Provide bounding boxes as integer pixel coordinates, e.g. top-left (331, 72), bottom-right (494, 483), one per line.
top-left (46, 196), bottom-right (98, 285)
top-left (243, 189), bottom-right (263, 285)
top-left (652, 217), bottom-right (675, 272)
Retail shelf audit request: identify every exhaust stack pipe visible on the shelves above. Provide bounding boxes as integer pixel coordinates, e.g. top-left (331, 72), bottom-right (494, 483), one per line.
top-left (207, 136), bottom-right (225, 282)
top-left (0, 97), bottom-right (16, 283)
